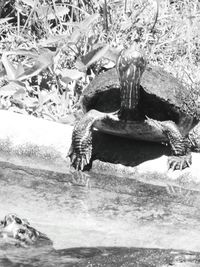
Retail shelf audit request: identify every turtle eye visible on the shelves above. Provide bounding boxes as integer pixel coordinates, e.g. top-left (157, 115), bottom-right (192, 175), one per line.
top-left (15, 217), bottom-right (22, 224)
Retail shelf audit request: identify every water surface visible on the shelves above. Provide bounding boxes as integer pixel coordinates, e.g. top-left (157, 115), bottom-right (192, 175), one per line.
top-left (0, 162), bottom-right (200, 265)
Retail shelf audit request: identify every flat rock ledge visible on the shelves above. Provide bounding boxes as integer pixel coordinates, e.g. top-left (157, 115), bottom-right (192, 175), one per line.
top-left (0, 110), bottom-right (200, 191)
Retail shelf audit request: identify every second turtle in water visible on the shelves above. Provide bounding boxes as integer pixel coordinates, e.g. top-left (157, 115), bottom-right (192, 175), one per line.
top-left (68, 46), bottom-right (200, 171)
top-left (0, 214), bottom-right (53, 247)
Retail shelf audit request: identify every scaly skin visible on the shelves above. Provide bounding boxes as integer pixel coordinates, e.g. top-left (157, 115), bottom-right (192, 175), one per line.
top-left (146, 117), bottom-right (193, 170)
top-left (117, 48), bottom-right (146, 120)
top-left (68, 116), bottom-right (94, 170)
top-left (68, 110), bottom-right (111, 170)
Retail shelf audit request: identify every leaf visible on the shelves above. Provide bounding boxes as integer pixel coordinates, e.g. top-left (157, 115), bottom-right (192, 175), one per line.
top-left (0, 69), bottom-right (6, 78)
top-left (37, 48), bottom-right (55, 66)
top-left (47, 6), bottom-right (70, 20)
top-left (15, 62), bottom-right (25, 79)
top-left (10, 48), bottom-right (39, 59)
top-left (38, 91), bottom-right (60, 106)
top-left (69, 13), bottom-right (100, 44)
top-left (79, 13), bottom-right (99, 31)
top-left (17, 63), bottom-right (45, 81)
top-left (39, 34), bottom-right (69, 46)
top-left (1, 50), bottom-right (41, 80)
top-left (35, 6), bottom-right (54, 19)
top-left (60, 68), bottom-right (85, 84)
top-left (17, 49), bottom-right (55, 80)
top-left (70, 28), bottom-right (81, 44)
top-left (120, 19), bottom-right (132, 31)
top-left (0, 82), bottom-right (26, 97)
top-left (82, 44), bottom-right (110, 68)
top-left (35, 5), bottom-right (69, 20)
top-left (103, 46), bottom-right (121, 62)
top-left (45, 93), bottom-right (60, 106)
top-left (20, 0), bottom-right (35, 7)
top-left (75, 44), bottom-right (115, 72)
top-left (1, 53), bottom-right (18, 80)
top-left (74, 60), bottom-right (87, 72)
top-left (102, 61), bottom-right (116, 69)
top-left (23, 97), bottom-right (38, 108)
top-left (81, 44), bottom-right (104, 65)
top-left (13, 88), bottom-right (26, 97)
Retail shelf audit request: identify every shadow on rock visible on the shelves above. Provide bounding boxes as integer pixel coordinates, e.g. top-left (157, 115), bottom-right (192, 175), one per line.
top-left (92, 131), bottom-right (170, 167)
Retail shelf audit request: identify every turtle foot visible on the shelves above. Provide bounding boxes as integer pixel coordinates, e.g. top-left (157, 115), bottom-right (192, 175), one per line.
top-left (68, 126), bottom-right (93, 171)
top-left (68, 144), bottom-right (92, 171)
top-left (168, 154), bottom-right (192, 171)
top-left (68, 111), bottom-right (101, 171)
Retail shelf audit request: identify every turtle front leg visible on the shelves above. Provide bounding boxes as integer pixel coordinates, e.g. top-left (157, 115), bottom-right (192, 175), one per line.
top-left (147, 118), bottom-right (192, 170)
top-left (68, 115), bottom-right (94, 171)
top-left (68, 110), bottom-right (108, 171)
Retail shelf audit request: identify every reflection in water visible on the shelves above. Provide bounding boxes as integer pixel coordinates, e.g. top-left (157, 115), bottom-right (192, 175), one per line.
top-left (0, 164), bottom-right (200, 265)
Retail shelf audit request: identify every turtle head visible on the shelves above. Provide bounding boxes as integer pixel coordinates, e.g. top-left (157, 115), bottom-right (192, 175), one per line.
top-left (0, 214), bottom-right (23, 228)
top-left (0, 214), bottom-right (53, 247)
top-left (117, 45), bottom-right (147, 85)
top-left (117, 46), bottom-right (147, 117)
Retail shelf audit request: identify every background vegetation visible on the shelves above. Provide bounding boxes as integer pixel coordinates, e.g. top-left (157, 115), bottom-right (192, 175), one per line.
top-left (0, 0), bottom-right (199, 123)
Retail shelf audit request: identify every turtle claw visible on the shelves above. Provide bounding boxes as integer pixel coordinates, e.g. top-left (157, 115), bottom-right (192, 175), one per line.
top-left (70, 153), bottom-right (91, 171)
top-left (68, 139), bottom-right (92, 171)
top-left (75, 157), bottom-right (81, 170)
top-left (80, 156), bottom-right (88, 171)
top-left (168, 154), bottom-right (192, 171)
top-left (68, 150), bottom-right (85, 171)
top-left (68, 149), bottom-right (76, 165)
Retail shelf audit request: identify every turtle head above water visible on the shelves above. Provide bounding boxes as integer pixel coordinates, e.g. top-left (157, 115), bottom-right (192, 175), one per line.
top-left (0, 214), bottom-right (26, 232)
top-left (0, 214), bottom-right (53, 248)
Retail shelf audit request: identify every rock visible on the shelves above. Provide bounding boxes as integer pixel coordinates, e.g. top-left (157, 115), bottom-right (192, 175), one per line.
top-left (0, 110), bottom-right (200, 190)
top-left (0, 110), bottom-right (71, 173)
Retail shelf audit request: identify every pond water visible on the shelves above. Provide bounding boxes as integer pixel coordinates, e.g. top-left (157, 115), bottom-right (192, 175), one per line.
top-left (0, 162), bottom-right (200, 266)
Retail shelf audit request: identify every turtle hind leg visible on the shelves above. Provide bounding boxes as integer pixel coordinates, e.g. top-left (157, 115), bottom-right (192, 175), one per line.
top-left (68, 115), bottom-right (95, 171)
top-left (147, 118), bottom-right (192, 170)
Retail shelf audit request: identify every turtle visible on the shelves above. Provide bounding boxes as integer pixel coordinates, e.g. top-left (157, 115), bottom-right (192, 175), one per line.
top-left (68, 45), bottom-right (200, 171)
top-left (0, 214), bottom-right (53, 247)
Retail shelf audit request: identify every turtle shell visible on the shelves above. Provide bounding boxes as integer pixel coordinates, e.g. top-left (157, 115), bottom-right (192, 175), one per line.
top-left (81, 69), bottom-right (120, 113)
top-left (82, 65), bottom-right (198, 124)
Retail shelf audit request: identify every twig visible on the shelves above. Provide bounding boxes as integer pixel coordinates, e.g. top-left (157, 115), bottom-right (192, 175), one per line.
top-left (150, 0), bottom-right (159, 33)
top-left (103, 0), bottom-right (108, 34)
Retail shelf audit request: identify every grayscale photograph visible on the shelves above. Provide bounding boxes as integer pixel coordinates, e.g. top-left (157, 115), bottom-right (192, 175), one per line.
top-left (0, 0), bottom-right (200, 266)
